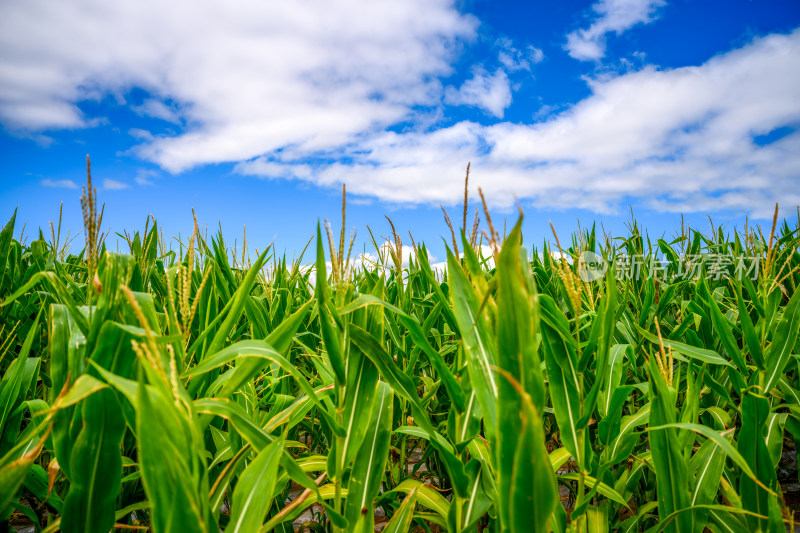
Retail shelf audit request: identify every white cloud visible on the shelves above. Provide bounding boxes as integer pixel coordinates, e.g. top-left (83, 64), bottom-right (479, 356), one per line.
top-left (240, 28), bottom-right (800, 217)
top-left (134, 169), bottom-right (158, 186)
top-left (239, 120), bottom-right (489, 204)
top-left (0, 0), bottom-right (476, 171)
top-left (482, 28), bottom-right (800, 214)
top-left (444, 68), bottom-right (512, 118)
top-left (132, 99), bottom-right (182, 123)
top-left (103, 179), bottom-right (129, 190)
top-left (237, 160), bottom-right (313, 182)
top-left (41, 178), bottom-right (77, 189)
top-left (497, 38), bottom-right (544, 71)
top-left (3, 2), bottom-right (798, 220)
top-left (565, 0), bottom-right (666, 61)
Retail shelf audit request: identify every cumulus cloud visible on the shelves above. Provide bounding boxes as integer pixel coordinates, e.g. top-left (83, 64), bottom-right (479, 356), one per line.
top-left (240, 28), bottom-right (800, 217)
top-left (41, 178), bottom-right (78, 189)
top-left (0, 0), bottom-right (475, 171)
top-left (565, 0), bottom-right (666, 61)
top-left (444, 68), bottom-right (512, 118)
top-left (483, 28), bottom-right (800, 214)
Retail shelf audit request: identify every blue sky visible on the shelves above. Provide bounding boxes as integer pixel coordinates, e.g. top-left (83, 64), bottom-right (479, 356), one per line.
top-left (1, 0), bottom-right (799, 262)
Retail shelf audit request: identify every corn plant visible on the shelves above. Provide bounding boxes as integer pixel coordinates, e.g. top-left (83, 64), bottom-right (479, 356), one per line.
top-left (1, 166), bottom-right (800, 533)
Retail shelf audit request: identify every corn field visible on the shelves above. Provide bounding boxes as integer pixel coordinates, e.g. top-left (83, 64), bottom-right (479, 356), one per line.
top-left (1, 178), bottom-right (800, 532)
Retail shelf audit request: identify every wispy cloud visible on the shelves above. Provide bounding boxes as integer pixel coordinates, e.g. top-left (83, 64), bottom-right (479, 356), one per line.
top-left (565, 0), bottom-right (666, 61)
top-left (497, 37), bottom-right (544, 71)
top-left (129, 129), bottom-right (154, 142)
top-left (41, 178), bottom-right (77, 189)
top-left (444, 68), bottom-right (512, 118)
top-left (134, 169), bottom-right (159, 186)
top-left (103, 179), bottom-right (129, 190)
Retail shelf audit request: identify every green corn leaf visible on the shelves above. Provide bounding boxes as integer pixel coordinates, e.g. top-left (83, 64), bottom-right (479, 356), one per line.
top-left (540, 316), bottom-right (583, 467)
top-left (586, 505), bottom-right (609, 533)
top-left (315, 223), bottom-right (347, 385)
top-left (194, 397), bottom-right (273, 450)
top-left (700, 280), bottom-right (747, 373)
top-left (689, 433), bottom-right (730, 531)
top-left (549, 447), bottom-right (572, 472)
top-left (0, 353), bottom-right (28, 438)
top-left (765, 412), bottom-right (787, 469)
top-left (263, 384), bottom-right (335, 433)
top-left (345, 382), bottom-right (393, 533)
top-left (1, 271), bottom-right (89, 334)
top-left (618, 501), bottom-right (659, 533)
top-left (705, 508), bottom-right (750, 533)
top-left (89, 361), bottom-right (138, 406)
top-left (381, 487), bottom-right (419, 533)
top-left (446, 248), bottom-right (499, 436)
top-left (54, 374), bottom-right (109, 409)
top-left (415, 243), bottom-right (459, 333)
top-left (204, 246), bottom-right (271, 357)
top-left (736, 283), bottom-right (765, 370)
top-left (647, 355), bottom-right (692, 533)
top-left (556, 473), bottom-right (632, 510)
top-left (61, 390), bottom-right (125, 533)
top-left (509, 393), bottom-right (557, 532)
top-left (22, 463), bottom-right (64, 515)
top-left (227, 434), bottom-right (284, 533)
top-left (762, 285), bottom-right (800, 393)
top-left (340, 352), bottom-right (380, 468)
top-left (136, 380), bottom-right (212, 533)
top-left (337, 293), bottom-right (466, 412)
top-left (217, 299), bottom-right (314, 398)
top-left (737, 391), bottom-right (778, 531)
top-left (458, 458), bottom-right (494, 531)
top-left (0, 209), bottom-right (16, 290)
top-left (0, 434), bottom-right (44, 519)
top-left (186, 338), bottom-right (342, 433)
top-left (209, 445), bottom-right (248, 512)
top-left (599, 344), bottom-right (630, 417)
top-left (393, 425), bottom-right (455, 454)
top-left (386, 479), bottom-right (450, 519)
top-left (348, 324), bottom-right (470, 496)
top-left (598, 385), bottom-right (635, 446)
top-left (649, 421), bottom-right (773, 496)
top-left (636, 324), bottom-right (732, 366)
top-left (495, 219), bottom-right (557, 531)
top-left (260, 485), bottom-right (348, 531)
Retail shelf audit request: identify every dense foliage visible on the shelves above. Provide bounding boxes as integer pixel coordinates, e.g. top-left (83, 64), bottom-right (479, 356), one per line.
top-left (0, 199), bottom-right (799, 533)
